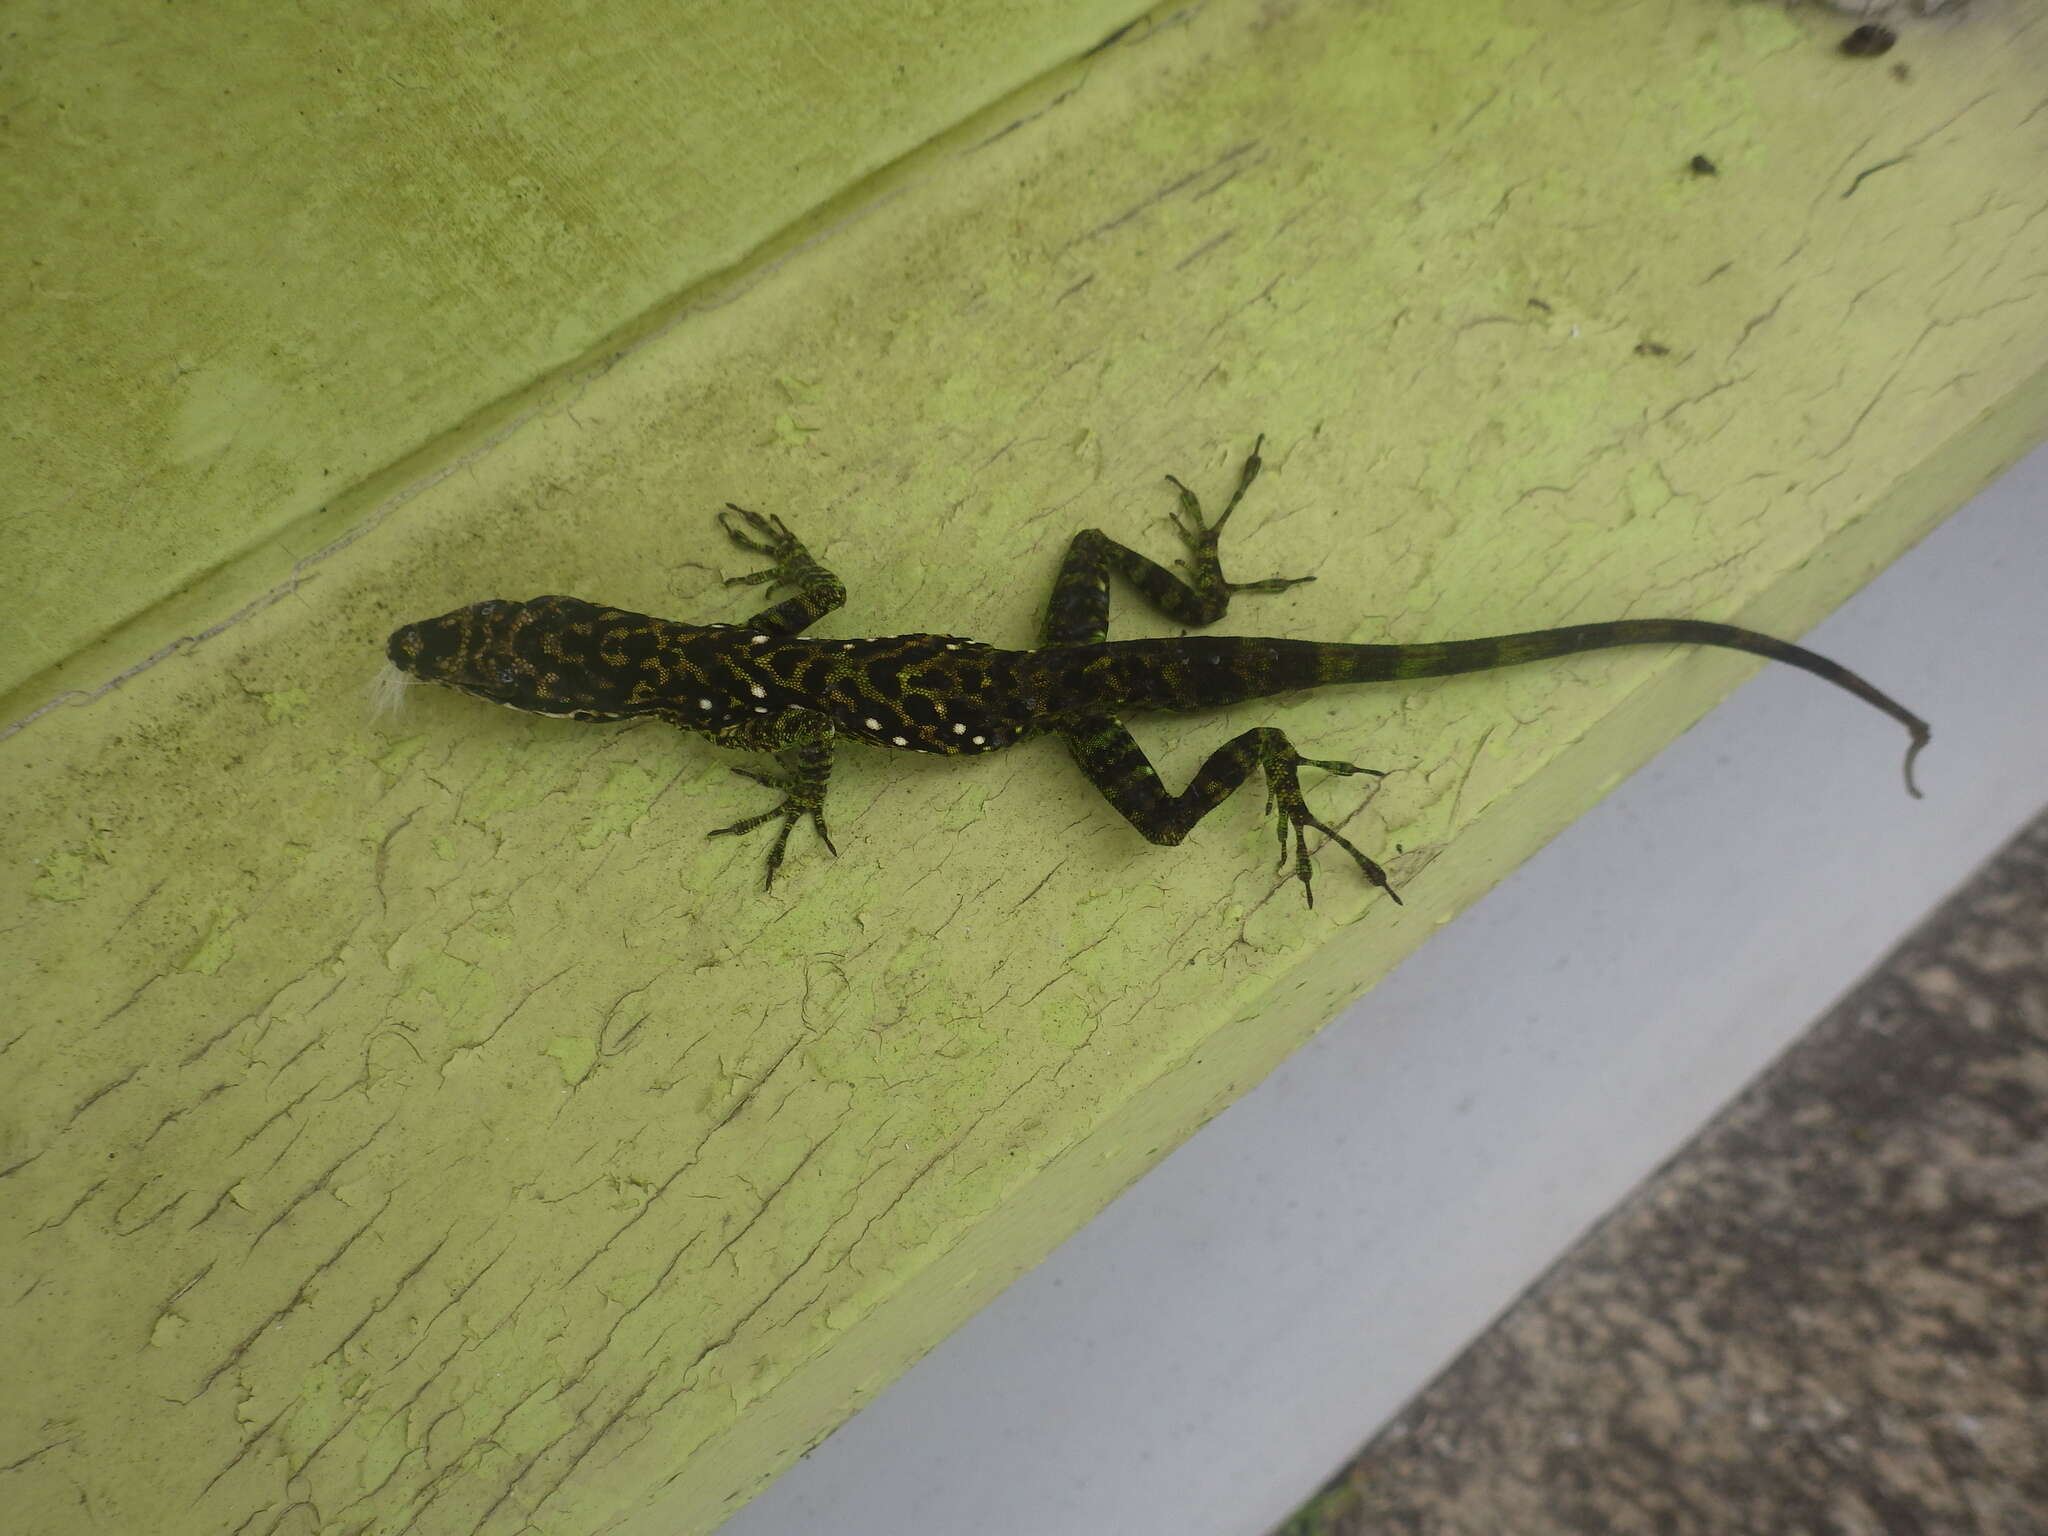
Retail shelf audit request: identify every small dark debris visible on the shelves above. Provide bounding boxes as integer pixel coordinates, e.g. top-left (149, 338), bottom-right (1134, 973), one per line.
top-left (1840, 24), bottom-right (1897, 58)
top-left (1891, 61), bottom-right (1912, 82)
top-left (1689, 154), bottom-right (1718, 177)
top-left (1527, 297), bottom-right (1553, 313)
top-left (1635, 341), bottom-right (1671, 357)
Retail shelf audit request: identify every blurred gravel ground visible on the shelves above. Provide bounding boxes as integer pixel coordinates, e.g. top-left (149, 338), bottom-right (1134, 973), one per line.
top-left (1281, 804), bottom-right (2048, 1536)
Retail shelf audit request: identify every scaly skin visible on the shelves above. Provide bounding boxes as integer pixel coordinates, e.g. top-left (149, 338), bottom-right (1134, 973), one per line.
top-left (386, 439), bottom-right (1929, 905)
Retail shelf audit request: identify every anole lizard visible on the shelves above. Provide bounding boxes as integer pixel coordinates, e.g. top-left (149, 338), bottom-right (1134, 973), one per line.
top-left (383, 438), bottom-right (1928, 906)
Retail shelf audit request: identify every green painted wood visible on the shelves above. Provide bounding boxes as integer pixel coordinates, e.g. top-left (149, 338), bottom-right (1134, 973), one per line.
top-left (7, 3), bottom-right (2047, 1534)
top-left (0, 0), bottom-right (1141, 707)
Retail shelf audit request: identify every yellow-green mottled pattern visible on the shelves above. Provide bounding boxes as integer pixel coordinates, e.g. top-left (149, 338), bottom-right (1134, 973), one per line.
top-left (6, 2), bottom-right (2048, 1534)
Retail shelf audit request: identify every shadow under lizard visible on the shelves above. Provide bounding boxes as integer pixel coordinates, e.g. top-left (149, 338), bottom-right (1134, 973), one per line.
top-left (382, 438), bottom-right (1929, 907)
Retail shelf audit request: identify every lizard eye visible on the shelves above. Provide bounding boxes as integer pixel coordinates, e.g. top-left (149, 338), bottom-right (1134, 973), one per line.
top-left (476, 600), bottom-right (512, 618)
top-left (495, 664), bottom-right (519, 687)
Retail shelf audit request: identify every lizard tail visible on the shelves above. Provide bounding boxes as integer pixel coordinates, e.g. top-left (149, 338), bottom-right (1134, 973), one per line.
top-left (1112, 622), bottom-right (1929, 798)
top-left (1323, 619), bottom-right (1931, 799)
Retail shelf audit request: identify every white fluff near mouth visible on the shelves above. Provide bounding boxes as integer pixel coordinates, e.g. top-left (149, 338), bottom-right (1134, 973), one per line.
top-left (368, 660), bottom-right (417, 719)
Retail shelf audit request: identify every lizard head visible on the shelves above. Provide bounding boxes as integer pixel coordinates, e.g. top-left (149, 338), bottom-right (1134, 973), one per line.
top-left (383, 595), bottom-right (639, 722)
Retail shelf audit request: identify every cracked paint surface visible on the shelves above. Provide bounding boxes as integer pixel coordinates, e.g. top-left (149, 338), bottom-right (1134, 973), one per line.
top-left (5, 2), bottom-right (2047, 1535)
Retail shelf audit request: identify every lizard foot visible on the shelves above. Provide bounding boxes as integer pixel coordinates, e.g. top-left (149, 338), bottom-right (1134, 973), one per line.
top-left (707, 766), bottom-right (837, 889)
top-left (1258, 742), bottom-right (1397, 909)
top-left (1164, 434), bottom-right (1315, 599)
top-left (717, 504), bottom-right (815, 594)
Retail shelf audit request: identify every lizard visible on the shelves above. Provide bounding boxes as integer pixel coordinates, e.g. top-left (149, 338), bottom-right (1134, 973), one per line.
top-left (381, 437), bottom-right (1929, 907)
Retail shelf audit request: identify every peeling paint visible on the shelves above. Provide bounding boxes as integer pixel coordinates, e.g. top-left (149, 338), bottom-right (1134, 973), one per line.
top-left (545, 1036), bottom-right (599, 1086)
top-left (179, 904), bottom-right (244, 975)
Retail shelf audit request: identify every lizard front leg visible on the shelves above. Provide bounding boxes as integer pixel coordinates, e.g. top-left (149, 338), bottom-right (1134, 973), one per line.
top-left (696, 711), bottom-right (839, 889)
top-left (1061, 715), bottom-right (1395, 909)
top-left (718, 504), bottom-right (848, 635)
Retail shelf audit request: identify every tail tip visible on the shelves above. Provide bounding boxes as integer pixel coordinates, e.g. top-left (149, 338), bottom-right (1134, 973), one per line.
top-left (1903, 728), bottom-right (1930, 800)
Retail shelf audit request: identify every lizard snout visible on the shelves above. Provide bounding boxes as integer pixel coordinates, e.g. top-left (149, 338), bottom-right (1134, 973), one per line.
top-left (386, 623), bottom-right (426, 672)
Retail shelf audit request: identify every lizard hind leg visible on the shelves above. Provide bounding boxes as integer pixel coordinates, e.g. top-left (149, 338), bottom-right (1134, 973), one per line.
top-left (1062, 715), bottom-right (1396, 908)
